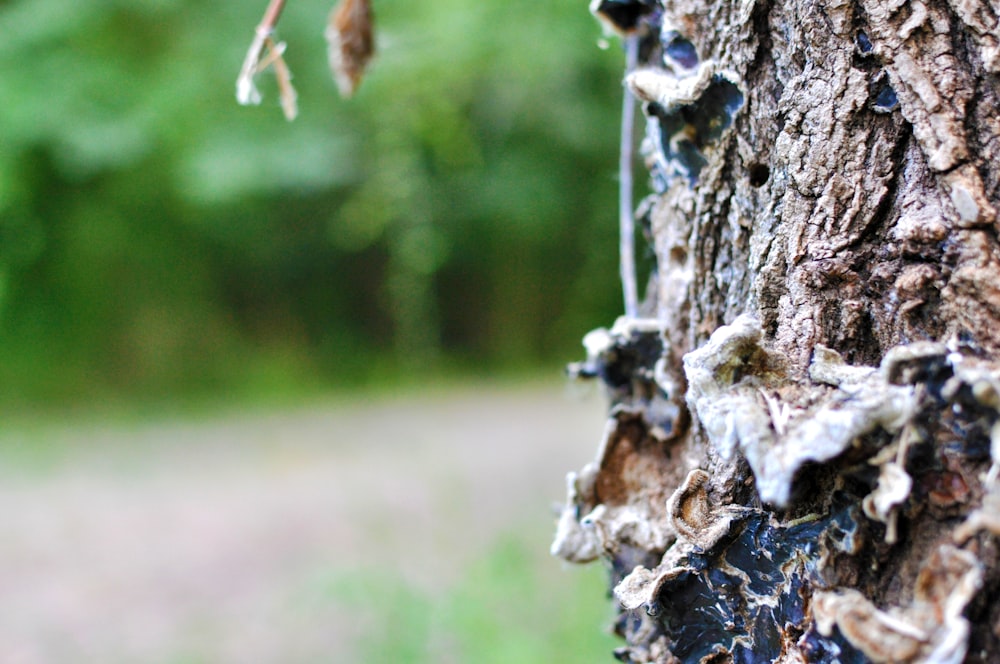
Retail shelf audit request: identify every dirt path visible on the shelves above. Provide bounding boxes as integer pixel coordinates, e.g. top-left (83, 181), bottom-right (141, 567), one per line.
top-left (0, 382), bottom-right (607, 663)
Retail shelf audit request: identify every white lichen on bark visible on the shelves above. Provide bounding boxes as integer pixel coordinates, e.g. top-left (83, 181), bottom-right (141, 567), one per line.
top-left (682, 315), bottom-right (919, 506)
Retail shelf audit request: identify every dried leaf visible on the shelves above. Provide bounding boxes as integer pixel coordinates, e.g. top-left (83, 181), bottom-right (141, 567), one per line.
top-left (325, 0), bottom-right (375, 98)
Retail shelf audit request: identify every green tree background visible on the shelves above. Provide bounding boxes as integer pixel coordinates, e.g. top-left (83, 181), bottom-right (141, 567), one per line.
top-left (0, 0), bottom-right (624, 408)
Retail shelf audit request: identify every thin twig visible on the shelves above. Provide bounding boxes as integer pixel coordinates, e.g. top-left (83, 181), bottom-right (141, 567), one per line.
top-left (260, 0), bottom-right (288, 31)
top-left (236, 0), bottom-right (296, 118)
top-left (270, 40), bottom-right (299, 121)
top-left (237, 0), bottom-right (286, 104)
top-left (619, 34), bottom-right (640, 318)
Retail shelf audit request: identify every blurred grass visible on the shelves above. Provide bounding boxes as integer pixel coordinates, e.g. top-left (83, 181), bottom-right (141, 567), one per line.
top-left (0, 363), bottom-right (581, 444)
top-left (320, 533), bottom-right (618, 663)
top-left (0, 382), bottom-right (621, 662)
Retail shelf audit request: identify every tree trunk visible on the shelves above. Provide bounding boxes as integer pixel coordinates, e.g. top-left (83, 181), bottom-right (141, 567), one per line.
top-left (552, 0), bottom-right (1000, 661)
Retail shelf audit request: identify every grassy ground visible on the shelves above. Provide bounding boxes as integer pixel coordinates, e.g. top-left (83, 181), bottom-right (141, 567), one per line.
top-left (0, 381), bottom-right (619, 662)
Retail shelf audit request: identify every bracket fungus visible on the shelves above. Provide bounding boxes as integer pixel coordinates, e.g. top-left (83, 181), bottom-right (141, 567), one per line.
top-left (813, 545), bottom-right (983, 664)
top-left (557, 317), bottom-right (1000, 662)
top-left (683, 315), bottom-right (919, 507)
top-left (628, 64), bottom-right (744, 187)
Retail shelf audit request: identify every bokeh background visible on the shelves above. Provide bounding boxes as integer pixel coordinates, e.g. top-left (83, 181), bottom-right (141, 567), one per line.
top-left (0, 0), bottom-right (628, 660)
top-left (1, 0), bottom-right (625, 410)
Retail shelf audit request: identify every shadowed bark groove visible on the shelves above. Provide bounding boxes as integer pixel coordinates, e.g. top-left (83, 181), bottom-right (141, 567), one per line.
top-left (555, 0), bottom-right (1000, 661)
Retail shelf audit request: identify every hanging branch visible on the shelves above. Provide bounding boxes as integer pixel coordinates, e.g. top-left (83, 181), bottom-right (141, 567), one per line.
top-left (236, 0), bottom-right (299, 120)
top-left (236, 0), bottom-right (375, 120)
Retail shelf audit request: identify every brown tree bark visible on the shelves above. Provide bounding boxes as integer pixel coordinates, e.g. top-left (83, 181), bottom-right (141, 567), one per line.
top-left (552, 0), bottom-right (1000, 661)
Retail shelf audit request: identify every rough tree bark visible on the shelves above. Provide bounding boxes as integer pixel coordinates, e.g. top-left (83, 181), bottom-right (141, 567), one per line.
top-left (552, 0), bottom-right (1000, 662)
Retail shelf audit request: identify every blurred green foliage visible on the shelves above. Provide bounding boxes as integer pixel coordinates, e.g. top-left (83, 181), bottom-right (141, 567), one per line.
top-left (323, 534), bottom-right (619, 662)
top-left (0, 0), bottom-right (625, 407)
